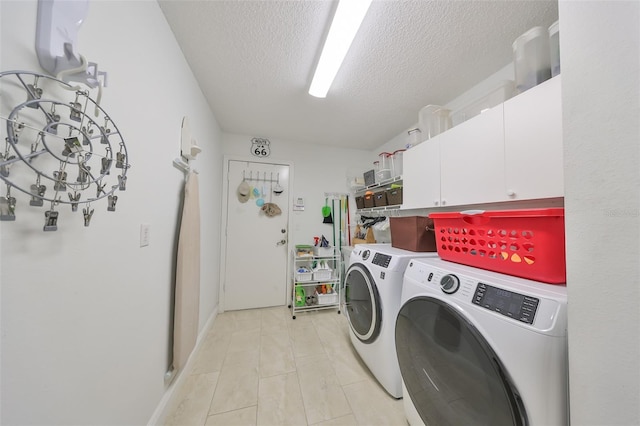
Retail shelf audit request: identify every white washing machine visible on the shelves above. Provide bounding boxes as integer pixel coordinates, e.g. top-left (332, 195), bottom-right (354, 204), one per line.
top-left (344, 243), bottom-right (439, 398)
top-left (396, 257), bottom-right (568, 425)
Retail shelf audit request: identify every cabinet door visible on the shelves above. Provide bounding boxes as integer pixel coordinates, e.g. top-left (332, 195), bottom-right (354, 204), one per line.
top-left (504, 76), bottom-right (563, 200)
top-left (401, 140), bottom-right (440, 209)
top-left (439, 104), bottom-right (506, 206)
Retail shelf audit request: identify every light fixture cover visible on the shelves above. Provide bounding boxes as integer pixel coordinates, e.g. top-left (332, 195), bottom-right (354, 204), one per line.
top-left (308, 0), bottom-right (373, 98)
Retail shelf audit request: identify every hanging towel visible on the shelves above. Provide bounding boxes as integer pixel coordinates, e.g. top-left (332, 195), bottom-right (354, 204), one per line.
top-left (173, 171), bottom-right (201, 373)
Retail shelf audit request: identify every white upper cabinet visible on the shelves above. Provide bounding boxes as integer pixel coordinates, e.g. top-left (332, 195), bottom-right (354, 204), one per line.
top-left (400, 75), bottom-right (563, 210)
top-left (401, 139), bottom-right (440, 209)
top-left (439, 104), bottom-right (506, 206)
top-left (503, 76), bottom-right (563, 200)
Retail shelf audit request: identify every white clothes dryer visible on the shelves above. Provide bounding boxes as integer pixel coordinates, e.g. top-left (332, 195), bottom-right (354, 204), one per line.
top-left (344, 244), bottom-right (439, 398)
top-left (396, 258), bottom-right (568, 426)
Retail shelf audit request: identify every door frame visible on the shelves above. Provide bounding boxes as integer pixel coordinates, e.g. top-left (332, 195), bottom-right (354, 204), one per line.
top-left (218, 155), bottom-right (295, 313)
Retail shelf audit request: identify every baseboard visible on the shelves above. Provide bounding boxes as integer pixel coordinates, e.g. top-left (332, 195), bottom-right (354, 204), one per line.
top-left (146, 306), bottom-right (219, 425)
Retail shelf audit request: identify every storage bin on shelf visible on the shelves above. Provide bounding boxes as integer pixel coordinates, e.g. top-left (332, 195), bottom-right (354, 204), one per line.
top-left (295, 267), bottom-right (313, 282)
top-left (374, 192), bottom-right (387, 207)
top-left (390, 216), bottom-right (437, 252)
top-left (295, 244), bottom-right (314, 257)
top-left (363, 193), bottom-right (375, 208)
top-left (386, 186), bottom-right (403, 205)
top-left (315, 287), bottom-right (338, 305)
top-left (313, 268), bottom-right (332, 281)
top-left (363, 169), bottom-right (375, 186)
top-left (313, 246), bottom-right (334, 257)
top-left (429, 208), bottom-right (566, 284)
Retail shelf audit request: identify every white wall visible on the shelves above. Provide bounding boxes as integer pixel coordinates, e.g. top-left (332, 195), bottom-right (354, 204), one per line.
top-left (222, 133), bottom-right (371, 247)
top-left (0, 1), bottom-right (223, 424)
top-left (560, 2), bottom-right (640, 424)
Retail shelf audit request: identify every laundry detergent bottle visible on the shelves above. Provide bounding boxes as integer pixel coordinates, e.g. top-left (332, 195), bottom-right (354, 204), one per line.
top-left (295, 286), bottom-right (306, 307)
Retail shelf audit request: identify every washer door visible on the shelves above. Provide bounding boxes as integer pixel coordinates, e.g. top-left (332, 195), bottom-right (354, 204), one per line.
top-left (344, 263), bottom-right (382, 343)
top-left (395, 296), bottom-right (527, 426)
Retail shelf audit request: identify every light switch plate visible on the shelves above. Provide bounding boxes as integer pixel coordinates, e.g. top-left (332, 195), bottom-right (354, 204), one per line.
top-left (140, 223), bottom-right (150, 247)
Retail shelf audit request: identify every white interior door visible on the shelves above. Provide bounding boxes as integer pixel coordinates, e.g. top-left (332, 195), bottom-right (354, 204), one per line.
top-left (224, 160), bottom-right (290, 311)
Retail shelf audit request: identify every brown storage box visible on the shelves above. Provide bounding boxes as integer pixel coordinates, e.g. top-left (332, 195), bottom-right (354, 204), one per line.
top-left (355, 196), bottom-right (365, 209)
top-left (390, 216), bottom-right (437, 252)
top-left (386, 187), bottom-right (403, 205)
top-left (363, 193), bottom-right (375, 208)
top-left (373, 192), bottom-right (387, 207)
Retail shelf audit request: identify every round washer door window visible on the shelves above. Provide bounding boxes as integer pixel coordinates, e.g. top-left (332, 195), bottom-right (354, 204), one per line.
top-left (344, 263), bottom-right (381, 343)
top-left (395, 296), bottom-right (527, 426)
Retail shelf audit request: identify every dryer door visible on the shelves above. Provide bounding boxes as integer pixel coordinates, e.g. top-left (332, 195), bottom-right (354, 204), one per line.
top-left (344, 263), bottom-right (382, 343)
top-left (395, 296), bottom-right (527, 426)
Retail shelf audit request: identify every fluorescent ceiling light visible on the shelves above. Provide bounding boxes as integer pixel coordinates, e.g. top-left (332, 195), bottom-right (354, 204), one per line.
top-left (308, 0), bottom-right (373, 98)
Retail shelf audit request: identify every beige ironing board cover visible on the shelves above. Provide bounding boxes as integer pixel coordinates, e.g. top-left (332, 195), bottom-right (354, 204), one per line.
top-left (173, 171), bottom-right (200, 372)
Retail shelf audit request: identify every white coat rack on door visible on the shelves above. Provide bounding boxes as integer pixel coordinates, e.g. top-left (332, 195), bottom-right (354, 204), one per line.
top-left (242, 170), bottom-right (280, 183)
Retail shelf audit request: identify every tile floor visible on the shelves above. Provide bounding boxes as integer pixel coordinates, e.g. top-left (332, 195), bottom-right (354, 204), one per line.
top-left (162, 306), bottom-right (407, 426)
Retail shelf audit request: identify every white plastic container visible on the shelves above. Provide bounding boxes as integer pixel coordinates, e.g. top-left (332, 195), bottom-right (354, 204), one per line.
top-left (407, 128), bottom-right (422, 148)
top-left (313, 246), bottom-right (333, 257)
top-left (418, 105), bottom-right (452, 140)
top-left (315, 289), bottom-right (338, 305)
top-left (313, 269), bottom-right (332, 281)
top-left (296, 271), bottom-right (312, 282)
top-left (549, 21), bottom-right (560, 77)
top-left (376, 152), bottom-right (392, 182)
top-left (451, 80), bottom-right (515, 126)
top-left (513, 26), bottom-right (551, 93)
top-left (391, 149), bottom-right (406, 177)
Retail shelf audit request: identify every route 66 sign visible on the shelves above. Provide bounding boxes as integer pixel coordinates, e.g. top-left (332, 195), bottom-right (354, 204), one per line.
top-left (251, 138), bottom-right (271, 158)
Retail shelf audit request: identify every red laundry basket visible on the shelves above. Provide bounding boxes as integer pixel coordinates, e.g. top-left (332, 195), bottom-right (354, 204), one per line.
top-left (429, 208), bottom-right (566, 284)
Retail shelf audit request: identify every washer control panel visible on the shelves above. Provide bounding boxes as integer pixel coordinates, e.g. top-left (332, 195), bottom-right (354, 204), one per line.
top-left (372, 253), bottom-right (391, 268)
top-left (473, 283), bottom-right (539, 325)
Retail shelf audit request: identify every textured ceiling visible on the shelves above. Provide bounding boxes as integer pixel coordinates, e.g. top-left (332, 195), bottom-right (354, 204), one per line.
top-left (158, 0), bottom-right (558, 150)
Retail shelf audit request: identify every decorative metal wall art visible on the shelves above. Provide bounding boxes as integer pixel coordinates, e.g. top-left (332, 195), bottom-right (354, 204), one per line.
top-left (0, 70), bottom-right (130, 231)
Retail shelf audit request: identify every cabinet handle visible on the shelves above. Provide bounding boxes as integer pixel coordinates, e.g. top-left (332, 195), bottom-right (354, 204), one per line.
top-left (434, 200), bottom-right (439, 206)
top-left (442, 200), bottom-right (447, 206)
top-left (507, 190), bottom-right (516, 197)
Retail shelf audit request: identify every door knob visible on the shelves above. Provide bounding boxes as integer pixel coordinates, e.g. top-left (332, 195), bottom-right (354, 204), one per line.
top-left (276, 239), bottom-right (287, 246)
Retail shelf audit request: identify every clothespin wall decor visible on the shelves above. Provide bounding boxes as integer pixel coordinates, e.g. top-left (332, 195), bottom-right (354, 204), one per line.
top-left (0, 70), bottom-right (131, 230)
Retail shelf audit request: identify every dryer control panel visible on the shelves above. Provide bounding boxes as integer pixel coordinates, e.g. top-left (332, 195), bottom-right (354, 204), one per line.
top-left (473, 283), bottom-right (539, 324)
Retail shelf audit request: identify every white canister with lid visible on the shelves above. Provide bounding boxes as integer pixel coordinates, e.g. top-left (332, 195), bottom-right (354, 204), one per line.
top-left (407, 127), bottom-right (422, 148)
top-left (391, 149), bottom-right (406, 177)
top-left (377, 152), bottom-right (392, 182)
top-left (549, 21), bottom-right (560, 77)
top-left (418, 105), bottom-right (452, 140)
top-left (513, 26), bottom-right (552, 93)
